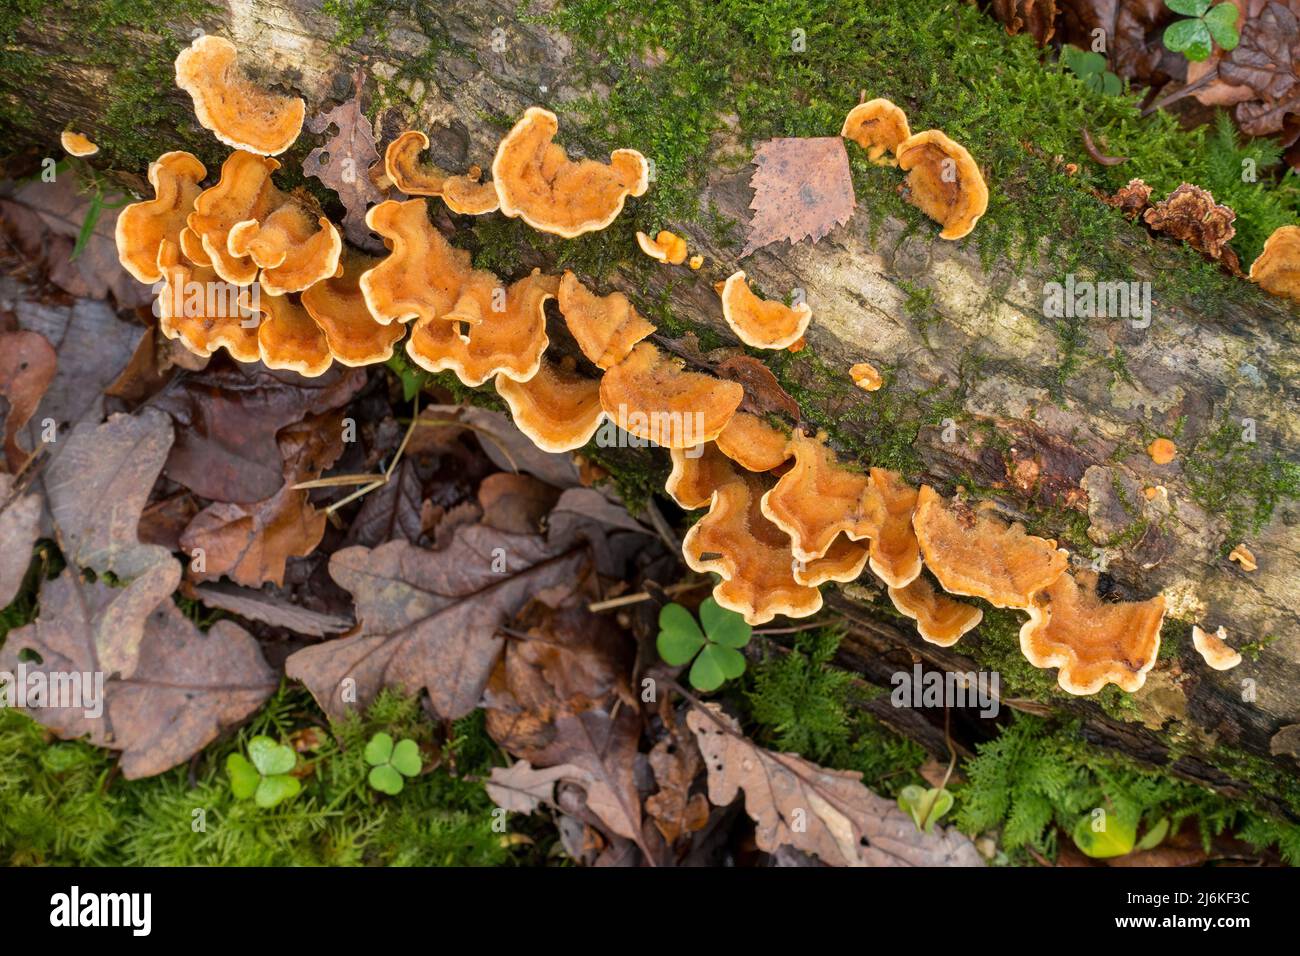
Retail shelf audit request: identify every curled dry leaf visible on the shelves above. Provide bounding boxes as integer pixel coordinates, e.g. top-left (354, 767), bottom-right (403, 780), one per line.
top-left (988, 0), bottom-right (1058, 44)
top-left (486, 759), bottom-right (590, 814)
top-left (1219, 1), bottom-right (1300, 142)
top-left (741, 137), bottom-right (856, 257)
top-left (0, 329), bottom-right (56, 471)
top-left (190, 581), bottom-right (353, 638)
top-left (0, 474), bottom-right (43, 608)
top-left (302, 70), bottom-right (388, 249)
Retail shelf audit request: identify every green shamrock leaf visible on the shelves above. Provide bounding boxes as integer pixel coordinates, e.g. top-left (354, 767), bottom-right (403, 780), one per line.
top-left (365, 731), bottom-right (423, 795)
top-left (1061, 45), bottom-right (1123, 96)
top-left (897, 785), bottom-right (954, 832)
top-left (226, 736), bottom-right (302, 808)
top-left (1071, 811), bottom-right (1138, 858)
top-left (1203, 2), bottom-right (1240, 48)
top-left (656, 598), bottom-right (752, 692)
top-left (1163, 1), bottom-right (1238, 62)
top-left (1165, 0), bottom-right (1211, 15)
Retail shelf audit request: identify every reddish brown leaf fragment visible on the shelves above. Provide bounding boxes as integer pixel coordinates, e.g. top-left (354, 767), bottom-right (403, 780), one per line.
top-left (302, 70), bottom-right (388, 249)
top-left (741, 137), bottom-right (856, 257)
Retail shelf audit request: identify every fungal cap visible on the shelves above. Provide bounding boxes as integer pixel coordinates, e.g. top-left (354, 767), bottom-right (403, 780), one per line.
top-left (242, 282), bottom-right (332, 377)
top-left (888, 575), bottom-right (983, 647)
top-left (599, 343), bottom-right (743, 449)
top-left (636, 230), bottom-right (688, 265)
top-left (115, 150), bottom-right (207, 284)
top-left (896, 130), bottom-right (988, 240)
top-left (850, 361), bottom-right (882, 391)
top-left (156, 239), bottom-right (260, 364)
top-left (1228, 543), bottom-right (1257, 571)
top-left (1248, 224), bottom-right (1300, 303)
top-left (300, 252), bottom-right (404, 366)
top-left (718, 271), bottom-right (812, 350)
top-left (61, 131), bottom-right (99, 157)
top-left (441, 169), bottom-right (500, 215)
top-left (794, 535), bottom-right (870, 587)
top-left (360, 198), bottom-right (474, 325)
top-left (227, 205), bottom-right (342, 296)
top-left (384, 130), bottom-right (453, 196)
top-left (187, 150), bottom-right (282, 286)
top-left (492, 106), bottom-right (648, 238)
top-left (715, 412), bottom-right (790, 472)
top-left (494, 355), bottom-right (606, 453)
top-left (760, 430), bottom-right (871, 562)
top-left (1192, 624), bottom-right (1242, 671)
top-left (174, 35), bottom-right (305, 156)
top-left (666, 443), bottom-right (738, 510)
top-left (840, 98), bottom-right (911, 163)
top-left (861, 468), bottom-right (923, 589)
top-left (689, 254), bottom-right (704, 270)
top-left (556, 271), bottom-right (655, 369)
top-left (1147, 437), bottom-right (1177, 465)
top-left (912, 485), bottom-right (1068, 609)
top-left (1018, 570), bottom-right (1166, 695)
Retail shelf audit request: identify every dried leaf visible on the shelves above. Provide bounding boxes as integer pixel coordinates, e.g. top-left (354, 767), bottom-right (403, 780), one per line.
top-left (0, 570), bottom-right (275, 778)
top-left (191, 581), bottom-right (353, 637)
top-left (285, 525), bottom-right (588, 721)
top-left (715, 354), bottom-right (801, 418)
top-left (343, 458), bottom-right (424, 548)
top-left (302, 71), bottom-right (387, 249)
top-left (421, 404), bottom-right (581, 489)
top-left (486, 759), bottom-right (590, 814)
top-left (988, 0), bottom-right (1059, 44)
top-left (478, 472), bottom-right (561, 535)
top-left (0, 474), bottom-right (42, 607)
top-left (741, 137), bottom-right (856, 258)
top-left (687, 703), bottom-right (983, 867)
top-left (1058, 0), bottom-right (1177, 88)
top-left (0, 329), bottom-right (55, 471)
top-left (180, 412), bottom-right (346, 587)
top-left (1220, 1), bottom-right (1300, 138)
top-left (646, 723), bottom-right (710, 843)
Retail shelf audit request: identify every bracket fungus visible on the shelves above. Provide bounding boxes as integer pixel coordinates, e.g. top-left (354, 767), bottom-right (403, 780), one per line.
top-left (599, 343), bottom-right (743, 449)
top-left (896, 130), bottom-right (988, 241)
top-left (793, 535), bottom-right (870, 587)
top-left (492, 106), bottom-right (649, 238)
top-left (682, 471), bottom-right (824, 625)
top-left (1019, 570), bottom-right (1166, 695)
top-left (495, 355), bottom-right (606, 453)
top-left (850, 361), bottom-right (882, 392)
top-left (1192, 624), bottom-right (1242, 671)
top-left (187, 150), bottom-right (283, 286)
top-left (887, 575), bottom-right (983, 648)
top-left (760, 430), bottom-right (872, 562)
top-left (556, 271), bottom-right (655, 370)
top-left (1248, 225), bottom-right (1300, 303)
top-left (115, 150), bottom-right (207, 284)
top-left (242, 284), bottom-right (333, 377)
top-left (300, 252), bottom-right (404, 366)
top-left (715, 412), bottom-right (790, 473)
top-left (61, 131), bottom-right (99, 157)
top-left (174, 35), bottom-right (305, 156)
top-left (227, 203), bottom-right (342, 296)
top-left (360, 199), bottom-right (475, 326)
top-left (912, 486), bottom-right (1068, 609)
top-left (666, 444), bottom-right (739, 510)
top-left (384, 130), bottom-right (500, 215)
top-left (636, 230), bottom-right (688, 265)
top-left (156, 239), bottom-right (260, 364)
top-left (859, 468), bottom-right (922, 589)
top-left (718, 271), bottom-right (813, 351)
top-left (1228, 543), bottom-right (1257, 572)
top-left (840, 98), bottom-right (911, 164)
top-left (1146, 437), bottom-right (1177, 465)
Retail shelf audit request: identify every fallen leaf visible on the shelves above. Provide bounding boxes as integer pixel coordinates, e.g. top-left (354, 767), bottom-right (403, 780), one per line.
top-left (645, 718), bottom-right (710, 844)
top-left (105, 325), bottom-right (208, 406)
top-left (1058, 0), bottom-right (1178, 89)
top-left (285, 524), bottom-right (589, 721)
top-left (190, 581), bottom-right (354, 638)
top-left (741, 137), bottom-right (856, 257)
top-left (989, 0), bottom-right (1059, 44)
top-left (343, 457), bottom-right (425, 548)
top-left (0, 329), bottom-right (55, 470)
top-left (486, 759), bottom-right (590, 814)
top-left (552, 487), bottom-right (650, 536)
top-left (0, 569), bottom-right (276, 778)
top-left (478, 472), bottom-right (561, 534)
top-left (151, 363), bottom-right (364, 503)
top-left (302, 70), bottom-right (388, 249)
top-left (1220, 1), bottom-right (1300, 140)
top-left (687, 703), bottom-right (984, 866)
top-left (715, 354), bottom-right (801, 418)
top-left (421, 404), bottom-right (581, 489)
top-left (180, 412), bottom-right (346, 587)
top-left (0, 474), bottom-right (42, 607)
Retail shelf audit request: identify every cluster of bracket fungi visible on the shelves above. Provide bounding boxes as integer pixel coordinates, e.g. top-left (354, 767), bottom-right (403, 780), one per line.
top-left (105, 35), bottom-right (1246, 700)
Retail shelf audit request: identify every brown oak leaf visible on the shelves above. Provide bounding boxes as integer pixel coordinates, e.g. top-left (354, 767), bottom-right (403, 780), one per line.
top-left (0, 569), bottom-right (276, 778)
top-left (0, 473), bottom-right (42, 608)
top-left (189, 581), bottom-right (353, 638)
top-left (715, 354), bottom-right (801, 418)
top-left (303, 70), bottom-right (388, 249)
top-left (486, 759), bottom-right (591, 814)
top-left (645, 716), bottom-right (710, 844)
top-left (741, 137), bottom-right (856, 257)
top-left (0, 329), bottom-right (56, 471)
top-left (343, 457), bottom-right (424, 548)
top-left (687, 703), bottom-right (984, 867)
top-left (1220, 1), bottom-right (1300, 140)
top-left (1057, 0), bottom-right (1178, 88)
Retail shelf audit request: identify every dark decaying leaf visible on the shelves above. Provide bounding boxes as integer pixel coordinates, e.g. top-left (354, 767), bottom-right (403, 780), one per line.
top-left (302, 69), bottom-right (388, 249)
top-left (1220, 1), bottom-right (1300, 140)
top-left (343, 457), bottom-right (424, 548)
top-left (687, 703), bottom-right (984, 867)
top-left (1057, 0), bottom-right (1178, 88)
top-left (0, 473), bottom-right (42, 608)
top-left (0, 570), bottom-right (276, 778)
top-left (0, 329), bottom-right (55, 471)
top-left (988, 0), bottom-right (1059, 45)
top-left (741, 137), bottom-right (856, 258)
top-left (191, 581), bottom-right (353, 638)
top-left (420, 404), bottom-right (581, 489)
top-left (715, 354), bottom-right (802, 418)
top-left (477, 471), bottom-right (561, 535)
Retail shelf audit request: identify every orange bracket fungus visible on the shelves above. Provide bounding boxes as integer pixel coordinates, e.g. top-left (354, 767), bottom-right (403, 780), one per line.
top-left (115, 151), bottom-right (207, 284)
top-left (599, 343), bottom-right (743, 449)
top-left (1019, 570), bottom-right (1166, 695)
top-left (495, 356), bottom-right (606, 453)
top-left (636, 230), bottom-right (688, 265)
top-left (715, 412), bottom-right (790, 472)
top-left (301, 252), bottom-right (404, 366)
top-left (384, 130), bottom-right (500, 215)
top-left (241, 283), bottom-right (333, 377)
top-left (850, 361), bottom-right (882, 392)
top-left (61, 131), bottom-right (99, 157)
top-left (1192, 624), bottom-right (1242, 671)
top-left (1228, 543), bottom-right (1257, 572)
top-left (556, 271), bottom-right (655, 370)
top-left (1248, 225), bottom-right (1300, 303)
top-left (227, 203), bottom-right (342, 296)
top-left (840, 98), bottom-right (911, 164)
top-left (794, 535), bottom-right (870, 587)
top-left (1146, 437), bottom-right (1177, 465)
top-left (492, 106), bottom-right (649, 238)
top-left (718, 271), bottom-right (813, 351)
top-left (888, 575), bottom-right (983, 648)
top-left (896, 130), bottom-right (988, 241)
top-left (912, 485), bottom-right (1068, 609)
top-left (666, 444), bottom-right (739, 511)
top-left (407, 269), bottom-right (557, 387)
top-left (682, 470), bottom-right (824, 625)
top-left (187, 150), bottom-right (283, 286)
top-left (760, 430), bottom-right (872, 562)
top-left (156, 239), bottom-right (260, 364)
top-left (174, 35), bottom-right (305, 156)
top-left (360, 199), bottom-right (475, 326)
top-left (859, 468), bottom-right (922, 588)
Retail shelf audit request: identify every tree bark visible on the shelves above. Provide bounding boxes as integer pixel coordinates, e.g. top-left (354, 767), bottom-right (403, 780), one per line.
top-left (7, 0), bottom-right (1299, 806)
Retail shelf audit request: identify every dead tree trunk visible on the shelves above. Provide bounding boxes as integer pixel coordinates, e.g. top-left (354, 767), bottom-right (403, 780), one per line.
top-left (5, 0), bottom-right (1298, 808)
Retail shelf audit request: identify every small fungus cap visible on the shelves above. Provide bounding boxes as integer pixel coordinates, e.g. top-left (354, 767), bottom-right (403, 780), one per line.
top-left (385, 131), bottom-right (500, 215)
top-left (860, 468), bottom-right (923, 589)
top-left (850, 361), bottom-right (882, 391)
top-left (1147, 437), bottom-right (1177, 465)
top-left (187, 150), bottom-right (282, 286)
top-left (1192, 625), bottom-right (1242, 671)
top-left (896, 130), bottom-right (988, 241)
top-left (715, 412), bottom-right (790, 472)
top-left (718, 271), bottom-right (812, 351)
top-left (227, 204), bottom-right (342, 296)
top-left (360, 199), bottom-right (475, 326)
top-left (301, 251), bottom-right (404, 366)
top-left (1018, 570), bottom-right (1166, 695)
top-left (492, 106), bottom-right (648, 238)
top-left (115, 150), bottom-right (207, 285)
top-left (1228, 543), bottom-right (1257, 571)
top-left (840, 99), bottom-right (911, 163)
top-left (556, 271), bottom-right (655, 370)
top-left (494, 355), bottom-right (606, 453)
top-left (1248, 225), bottom-right (1300, 303)
top-left (636, 230), bottom-right (688, 265)
top-left (242, 282), bottom-right (333, 377)
top-left (61, 132), bottom-right (99, 157)
top-left (666, 444), bottom-right (738, 510)
top-left (599, 343), bottom-right (743, 449)
top-left (760, 430), bottom-right (872, 562)
top-left (175, 35), bottom-right (305, 156)
top-left (912, 485), bottom-right (1068, 609)
top-left (156, 238), bottom-right (260, 364)
top-left (888, 575), bottom-right (983, 648)
top-left (794, 536), bottom-right (870, 587)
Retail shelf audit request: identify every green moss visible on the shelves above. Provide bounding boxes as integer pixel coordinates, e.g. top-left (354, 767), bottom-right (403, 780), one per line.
top-left (1184, 417), bottom-right (1300, 549)
top-left (322, 0), bottom-right (403, 48)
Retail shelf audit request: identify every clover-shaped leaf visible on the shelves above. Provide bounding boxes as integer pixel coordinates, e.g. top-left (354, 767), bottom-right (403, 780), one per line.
top-left (226, 735), bottom-right (302, 808)
top-left (656, 598), bottom-right (751, 692)
top-left (364, 731), bottom-right (423, 795)
top-left (897, 785), bottom-right (954, 832)
top-left (1163, 1), bottom-right (1238, 62)
top-left (1062, 45), bottom-right (1122, 95)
